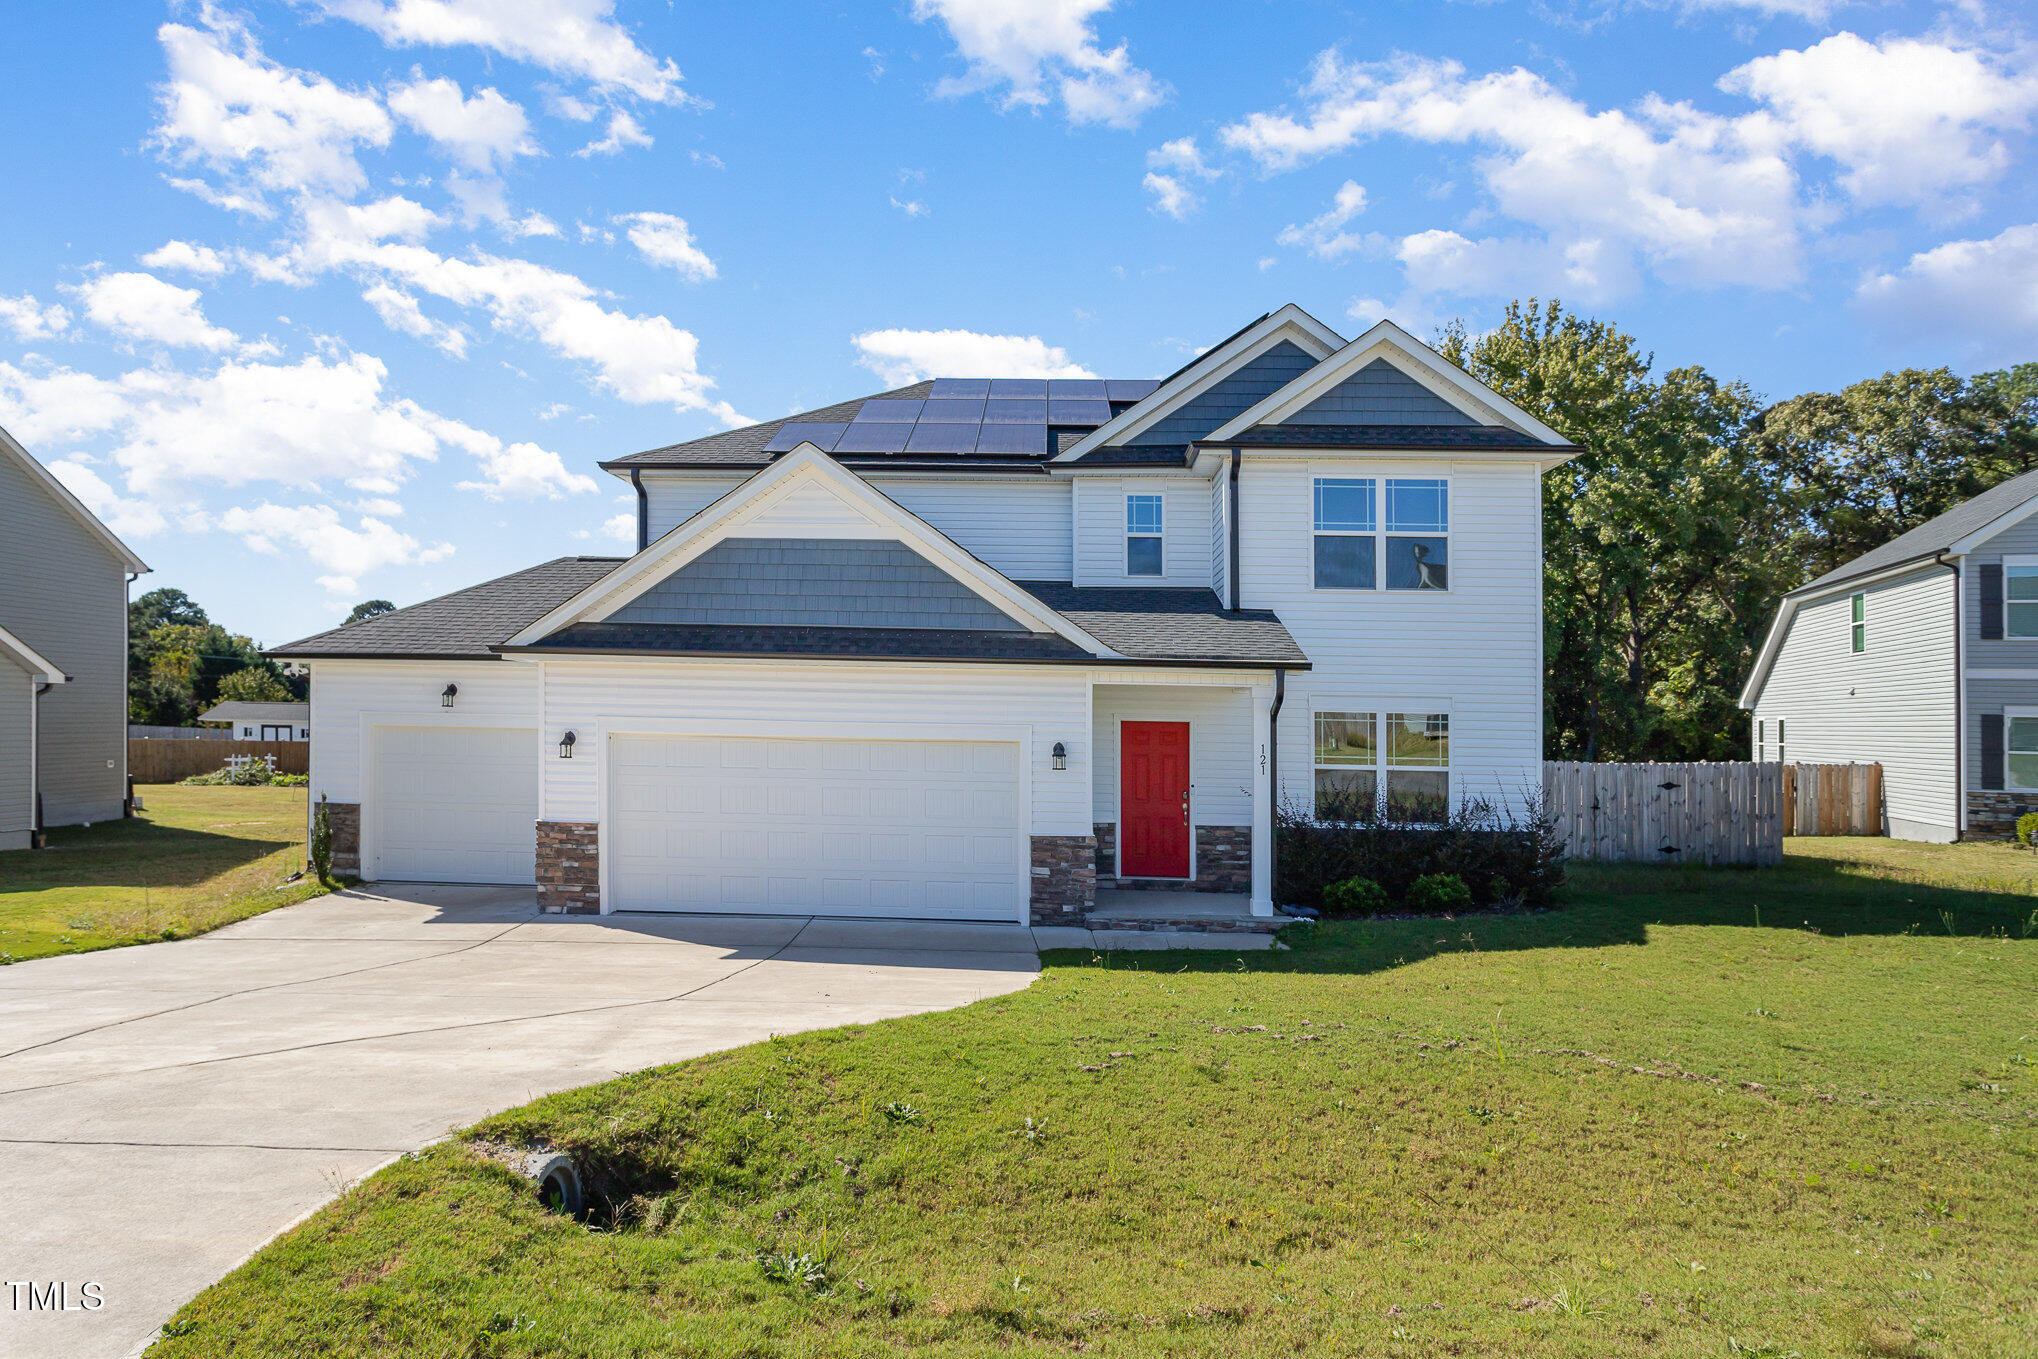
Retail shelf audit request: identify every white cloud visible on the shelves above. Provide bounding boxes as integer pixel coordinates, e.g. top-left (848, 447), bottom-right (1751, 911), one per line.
top-left (1394, 230), bottom-right (1639, 305)
top-left (1277, 179), bottom-right (1369, 259)
top-left (45, 458), bottom-right (168, 539)
top-left (422, 408), bottom-right (596, 498)
top-left (614, 211), bottom-right (716, 279)
top-left (1855, 222), bottom-right (2038, 354)
top-left (852, 327), bottom-right (1095, 385)
top-left (575, 109), bottom-right (653, 157)
top-left (912, 0), bottom-right (1165, 128)
top-left (153, 16), bottom-right (393, 205)
top-left (601, 510), bottom-right (635, 542)
top-left (1720, 33), bottom-right (2038, 209)
top-left (1143, 138), bottom-right (1218, 218)
top-left (140, 240), bottom-right (231, 276)
top-left (68, 272), bottom-right (241, 351)
top-left (1220, 50), bottom-right (1802, 293)
top-left (1142, 173), bottom-right (1197, 220)
top-left (315, 0), bottom-right (689, 103)
top-left (362, 282), bottom-right (468, 355)
top-left (890, 196), bottom-right (930, 218)
top-left (219, 501), bottom-right (453, 596)
top-left (0, 294), bottom-right (69, 341)
top-left (1148, 136), bottom-right (1212, 178)
top-left (387, 74), bottom-right (537, 172)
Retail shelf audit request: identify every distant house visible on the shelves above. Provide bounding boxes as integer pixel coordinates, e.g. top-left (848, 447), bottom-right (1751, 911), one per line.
top-left (1, 424), bottom-right (150, 851)
top-left (198, 701), bottom-right (310, 743)
top-left (1741, 467), bottom-right (2038, 842)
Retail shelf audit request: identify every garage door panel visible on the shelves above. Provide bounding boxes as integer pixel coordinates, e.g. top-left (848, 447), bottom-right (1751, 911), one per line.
top-left (373, 726), bottom-right (536, 885)
top-left (609, 733), bottom-right (1023, 920)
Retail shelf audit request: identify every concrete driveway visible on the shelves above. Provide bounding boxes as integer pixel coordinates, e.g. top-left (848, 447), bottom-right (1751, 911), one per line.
top-left (0, 884), bottom-right (1041, 1359)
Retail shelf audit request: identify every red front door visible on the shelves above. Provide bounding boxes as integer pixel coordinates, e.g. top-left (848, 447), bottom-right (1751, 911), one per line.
top-left (1120, 721), bottom-right (1191, 878)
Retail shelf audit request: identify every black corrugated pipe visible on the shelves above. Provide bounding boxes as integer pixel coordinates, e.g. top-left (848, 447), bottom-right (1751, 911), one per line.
top-left (630, 469), bottom-right (648, 552)
top-left (1228, 449), bottom-right (1242, 611)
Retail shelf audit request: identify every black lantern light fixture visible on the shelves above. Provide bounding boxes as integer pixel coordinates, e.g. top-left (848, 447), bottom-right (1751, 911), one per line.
top-left (441, 683), bottom-right (458, 709)
top-left (559, 730), bottom-right (577, 759)
top-left (1051, 741), bottom-right (1067, 771)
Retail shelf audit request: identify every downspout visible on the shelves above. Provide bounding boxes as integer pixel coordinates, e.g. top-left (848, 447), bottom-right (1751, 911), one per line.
top-left (1227, 449), bottom-right (1242, 611)
top-left (1937, 551), bottom-right (1962, 840)
top-left (30, 680), bottom-right (51, 849)
top-left (1267, 667), bottom-right (1286, 901)
top-left (630, 469), bottom-right (648, 553)
top-left (124, 570), bottom-right (140, 817)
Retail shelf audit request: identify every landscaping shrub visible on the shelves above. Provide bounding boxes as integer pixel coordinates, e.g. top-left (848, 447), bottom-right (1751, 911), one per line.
top-left (181, 762), bottom-right (304, 787)
top-left (2018, 812), bottom-right (2038, 848)
top-left (1406, 872), bottom-right (1473, 913)
top-left (1275, 791), bottom-right (1564, 914)
top-left (1322, 876), bottom-right (1389, 915)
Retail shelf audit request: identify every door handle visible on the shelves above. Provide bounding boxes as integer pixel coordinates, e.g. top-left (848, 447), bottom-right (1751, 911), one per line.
top-left (1181, 791), bottom-right (1190, 826)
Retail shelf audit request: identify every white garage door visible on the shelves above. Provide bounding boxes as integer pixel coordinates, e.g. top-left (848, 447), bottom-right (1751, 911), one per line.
top-left (608, 734), bottom-right (1024, 921)
top-left (371, 726), bottom-right (538, 884)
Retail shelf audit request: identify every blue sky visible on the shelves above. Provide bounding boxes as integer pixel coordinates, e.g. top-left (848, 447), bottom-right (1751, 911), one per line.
top-left (2, 0), bottom-right (2033, 645)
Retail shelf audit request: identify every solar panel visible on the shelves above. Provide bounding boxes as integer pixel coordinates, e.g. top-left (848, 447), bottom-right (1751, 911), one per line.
top-left (903, 423), bottom-right (979, 454)
top-left (983, 398), bottom-right (1048, 423)
top-left (1105, 379), bottom-right (1160, 402)
top-left (833, 422), bottom-right (914, 453)
top-left (1048, 379), bottom-right (1107, 399)
top-left (854, 398), bottom-right (924, 422)
top-left (762, 421), bottom-right (848, 453)
top-left (1047, 399), bottom-right (1111, 425)
top-left (988, 378), bottom-right (1048, 398)
top-left (920, 398), bottom-right (986, 422)
top-left (972, 423), bottom-right (1048, 455)
top-left (929, 378), bottom-right (991, 399)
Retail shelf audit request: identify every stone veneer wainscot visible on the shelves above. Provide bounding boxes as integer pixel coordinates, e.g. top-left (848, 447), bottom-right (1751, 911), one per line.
top-left (1092, 822), bottom-right (1252, 893)
top-left (537, 820), bottom-right (600, 913)
top-left (1029, 834), bottom-right (1096, 925)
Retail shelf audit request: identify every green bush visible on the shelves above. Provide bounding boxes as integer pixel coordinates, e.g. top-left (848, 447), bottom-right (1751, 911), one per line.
top-left (1321, 877), bottom-right (1389, 916)
top-left (310, 794), bottom-right (333, 885)
top-left (1406, 872), bottom-right (1474, 914)
top-left (1275, 792), bottom-right (1563, 912)
top-left (181, 761), bottom-right (303, 787)
top-left (2017, 812), bottom-right (2038, 848)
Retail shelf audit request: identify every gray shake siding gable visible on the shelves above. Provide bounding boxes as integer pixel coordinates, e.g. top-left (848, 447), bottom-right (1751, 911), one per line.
top-left (1288, 358), bottom-right (1477, 426)
top-left (608, 539), bottom-right (1020, 631)
top-left (1122, 341), bottom-right (1318, 446)
top-left (0, 440), bottom-right (135, 834)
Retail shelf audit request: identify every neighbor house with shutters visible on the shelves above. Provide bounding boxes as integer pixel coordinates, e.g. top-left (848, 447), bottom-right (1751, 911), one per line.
top-left (1741, 466), bottom-right (2038, 842)
top-left (273, 306), bottom-right (1578, 925)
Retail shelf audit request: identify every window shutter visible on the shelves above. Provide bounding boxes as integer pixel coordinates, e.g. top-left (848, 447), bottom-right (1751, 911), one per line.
top-left (1981, 714), bottom-right (2005, 791)
top-left (1981, 563), bottom-right (2004, 640)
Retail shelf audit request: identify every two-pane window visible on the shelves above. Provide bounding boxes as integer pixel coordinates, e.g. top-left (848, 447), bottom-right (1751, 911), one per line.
top-left (1313, 710), bottom-right (1450, 821)
top-left (1126, 494), bottom-right (1163, 576)
top-left (1850, 593), bottom-right (1865, 653)
top-left (2008, 564), bottom-right (2038, 637)
top-left (1313, 478), bottom-right (1448, 590)
top-left (2009, 716), bottom-right (2038, 790)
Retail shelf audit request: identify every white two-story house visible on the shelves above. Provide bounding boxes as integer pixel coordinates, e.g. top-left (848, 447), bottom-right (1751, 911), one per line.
top-left (275, 306), bottom-right (1578, 925)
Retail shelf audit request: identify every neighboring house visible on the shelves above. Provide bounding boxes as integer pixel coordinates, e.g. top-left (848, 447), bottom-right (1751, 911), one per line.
top-left (273, 307), bottom-right (1578, 923)
top-left (198, 700), bottom-right (310, 742)
top-left (1740, 467), bottom-right (2038, 842)
top-left (0, 424), bottom-right (150, 851)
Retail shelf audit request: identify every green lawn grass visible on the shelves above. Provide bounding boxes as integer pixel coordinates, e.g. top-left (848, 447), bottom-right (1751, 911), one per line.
top-left (157, 838), bottom-right (2038, 1358)
top-left (0, 783), bottom-right (323, 963)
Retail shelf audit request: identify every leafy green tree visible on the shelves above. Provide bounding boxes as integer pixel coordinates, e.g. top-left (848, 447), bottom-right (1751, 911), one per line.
top-left (215, 666), bottom-right (294, 704)
top-left (345, 599), bottom-right (396, 625)
top-left (130, 587), bottom-right (208, 634)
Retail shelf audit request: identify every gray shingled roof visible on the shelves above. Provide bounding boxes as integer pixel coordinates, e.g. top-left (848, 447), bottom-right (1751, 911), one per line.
top-left (1224, 423), bottom-right (1574, 451)
top-left (270, 557), bottom-right (623, 659)
top-left (1793, 467), bottom-right (2038, 596)
top-left (1017, 583), bottom-right (1309, 666)
top-left (511, 621), bottom-right (1092, 663)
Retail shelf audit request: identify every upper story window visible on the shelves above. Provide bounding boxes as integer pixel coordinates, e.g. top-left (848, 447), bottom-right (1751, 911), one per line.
top-left (1850, 592), bottom-right (1865, 653)
top-left (1126, 494), bottom-right (1164, 576)
top-left (1313, 477), bottom-right (1448, 590)
top-left (2008, 561), bottom-right (2038, 637)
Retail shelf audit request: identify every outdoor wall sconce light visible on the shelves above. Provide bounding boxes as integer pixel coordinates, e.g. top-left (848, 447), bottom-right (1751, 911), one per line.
top-left (1052, 741), bottom-right (1067, 771)
top-left (441, 683), bottom-right (458, 709)
top-left (559, 731), bottom-right (577, 759)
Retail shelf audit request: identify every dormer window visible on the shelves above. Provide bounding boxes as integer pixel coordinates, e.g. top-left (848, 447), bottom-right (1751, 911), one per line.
top-left (1126, 494), bottom-right (1164, 577)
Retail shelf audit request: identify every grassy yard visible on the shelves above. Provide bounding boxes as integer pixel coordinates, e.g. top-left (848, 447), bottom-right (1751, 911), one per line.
top-left (157, 838), bottom-right (2036, 1358)
top-left (0, 783), bottom-right (324, 963)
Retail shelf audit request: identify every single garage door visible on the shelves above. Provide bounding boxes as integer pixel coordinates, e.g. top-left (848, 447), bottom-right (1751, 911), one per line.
top-left (371, 725), bottom-right (538, 884)
top-left (608, 734), bottom-right (1023, 920)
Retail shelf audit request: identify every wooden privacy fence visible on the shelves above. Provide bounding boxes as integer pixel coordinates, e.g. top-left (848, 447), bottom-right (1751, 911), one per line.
top-left (1544, 761), bottom-right (1785, 866)
top-left (1782, 762), bottom-right (1883, 837)
top-left (128, 739), bottom-right (308, 783)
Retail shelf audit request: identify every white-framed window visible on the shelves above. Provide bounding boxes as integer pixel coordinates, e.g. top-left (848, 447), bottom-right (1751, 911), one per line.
top-left (2008, 710), bottom-right (2038, 790)
top-left (1777, 718), bottom-right (1786, 764)
top-left (1312, 477), bottom-right (1448, 590)
top-left (1756, 719), bottom-right (1766, 761)
top-left (1126, 493), bottom-right (1164, 577)
top-left (1312, 708), bottom-right (1451, 821)
top-left (2007, 557), bottom-right (2038, 638)
top-left (1850, 592), bottom-right (1865, 653)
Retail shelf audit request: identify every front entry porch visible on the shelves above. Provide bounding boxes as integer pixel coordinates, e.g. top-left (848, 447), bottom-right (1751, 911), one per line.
top-left (1086, 887), bottom-right (1282, 934)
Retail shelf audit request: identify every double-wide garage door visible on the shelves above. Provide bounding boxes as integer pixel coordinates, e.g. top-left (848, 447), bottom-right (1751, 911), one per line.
top-left (371, 726), bottom-right (538, 884)
top-left (608, 734), bottom-right (1024, 921)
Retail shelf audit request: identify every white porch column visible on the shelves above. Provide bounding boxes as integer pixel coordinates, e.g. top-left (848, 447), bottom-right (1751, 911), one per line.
top-left (1249, 679), bottom-right (1275, 916)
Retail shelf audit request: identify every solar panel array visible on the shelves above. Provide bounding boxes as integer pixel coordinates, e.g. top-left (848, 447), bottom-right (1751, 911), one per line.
top-left (763, 377), bottom-right (1163, 456)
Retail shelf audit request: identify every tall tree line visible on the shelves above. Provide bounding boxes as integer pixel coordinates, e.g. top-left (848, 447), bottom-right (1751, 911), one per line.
top-left (1439, 301), bottom-right (2038, 762)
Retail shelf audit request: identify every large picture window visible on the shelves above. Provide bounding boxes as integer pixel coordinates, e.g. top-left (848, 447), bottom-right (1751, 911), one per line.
top-left (1126, 494), bottom-right (1163, 577)
top-left (1313, 477), bottom-right (1448, 590)
top-left (1313, 709), bottom-right (1450, 821)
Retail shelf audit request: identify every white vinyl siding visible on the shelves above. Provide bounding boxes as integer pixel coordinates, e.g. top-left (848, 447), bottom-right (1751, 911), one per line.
top-left (1238, 457), bottom-right (1543, 817)
top-left (1091, 684), bottom-right (1253, 827)
top-left (306, 660), bottom-right (539, 806)
top-left (0, 658), bottom-right (31, 848)
top-left (643, 476), bottom-right (745, 539)
top-left (1072, 476), bottom-right (1214, 588)
top-left (1751, 565), bottom-right (1956, 840)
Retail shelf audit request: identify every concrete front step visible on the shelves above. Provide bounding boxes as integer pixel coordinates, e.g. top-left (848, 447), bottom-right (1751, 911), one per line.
top-left (1079, 914), bottom-right (1285, 934)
